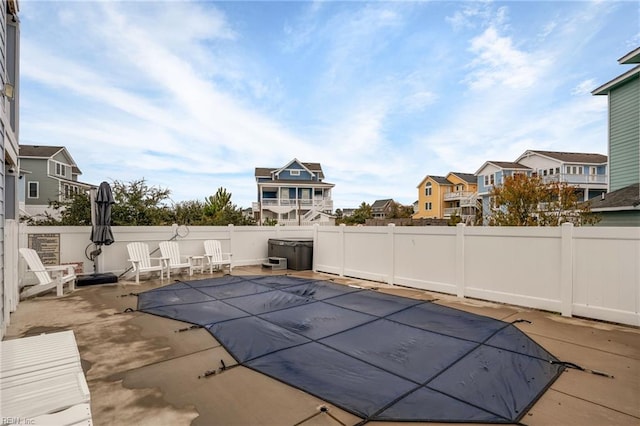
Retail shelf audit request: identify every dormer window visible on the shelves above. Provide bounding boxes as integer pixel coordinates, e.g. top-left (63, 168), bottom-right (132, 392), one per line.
top-left (290, 170), bottom-right (300, 176)
top-left (55, 162), bottom-right (66, 177)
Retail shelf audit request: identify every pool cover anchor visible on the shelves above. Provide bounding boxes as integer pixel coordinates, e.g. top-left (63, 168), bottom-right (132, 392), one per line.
top-left (175, 325), bottom-right (202, 333)
top-left (198, 359), bottom-right (234, 379)
top-left (550, 360), bottom-right (614, 378)
top-left (293, 405), bottom-right (347, 426)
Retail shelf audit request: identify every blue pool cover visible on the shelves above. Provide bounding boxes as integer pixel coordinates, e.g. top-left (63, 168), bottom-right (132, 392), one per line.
top-left (137, 275), bottom-right (564, 423)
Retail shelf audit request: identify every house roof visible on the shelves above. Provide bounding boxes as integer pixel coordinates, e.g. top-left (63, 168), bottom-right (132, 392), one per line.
top-left (588, 183), bottom-right (640, 211)
top-left (371, 199), bottom-right (393, 209)
top-left (19, 145), bottom-right (65, 158)
top-left (619, 46), bottom-right (640, 64)
top-left (255, 161), bottom-right (325, 179)
top-left (475, 161), bottom-right (530, 175)
top-left (522, 150), bottom-right (607, 164)
top-left (489, 161), bottom-right (530, 169)
top-left (448, 172), bottom-right (476, 183)
top-left (257, 179), bottom-right (334, 188)
top-left (19, 145), bottom-right (82, 174)
top-left (592, 64), bottom-right (640, 95)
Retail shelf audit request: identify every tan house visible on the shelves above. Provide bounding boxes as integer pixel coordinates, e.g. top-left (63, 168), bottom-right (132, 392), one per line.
top-left (413, 176), bottom-right (452, 219)
top-left (414, 173), bottom-right (478, 221)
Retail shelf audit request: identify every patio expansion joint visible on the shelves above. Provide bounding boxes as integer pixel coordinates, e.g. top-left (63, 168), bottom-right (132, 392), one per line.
top-left (86, 344), bottom-right (223, 383)
top-left (547, 388), bottom-right (640, 420)
top-left (525, 330), bottom-right (640, 361)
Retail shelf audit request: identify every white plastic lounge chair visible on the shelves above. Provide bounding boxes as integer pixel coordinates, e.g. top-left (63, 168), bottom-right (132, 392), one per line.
top-left (0, 331), bottom-right (92, 424)
top-left (203, 240), bottom-right (232, 274)
top-left (19, 248), bottom-right (77, 300)
top-left (127, 242), bottom-right (166, 284)
top-left (159, 241), bottom-right (197, 279)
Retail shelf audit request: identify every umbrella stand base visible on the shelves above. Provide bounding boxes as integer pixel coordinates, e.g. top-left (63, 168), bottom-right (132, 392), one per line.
top-left (77, 272), bottom-right (118, 286)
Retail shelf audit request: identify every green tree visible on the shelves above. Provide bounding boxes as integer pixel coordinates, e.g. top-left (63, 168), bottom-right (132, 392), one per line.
top-left (22, 192), bottom-right (92, 225)
top-left (24, 180), bottom-right (256, 226)
top-left (172, 200), bottom-right (206, 225)
top-left (388, 201), bottom-right (414, 219)
top-left (111, 179), bottom-right (173, 225)
top-left (342, 202), bottom-right (372, 225)
top-left (204, 187), bottom-right (232, 217)
top-left (489, 174), bottom-right (600, 226)
top-left (448, 211), bottom-right (463, 226)
top-left (201, 187), bottom-right (255, 226)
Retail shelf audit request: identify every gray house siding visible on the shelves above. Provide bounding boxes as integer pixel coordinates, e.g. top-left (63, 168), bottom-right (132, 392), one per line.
top-left (21, 158), bottom-right (60, 205)
top-left (596, 211), bottom-right (640, 227)
top-left (609, 75), bottom-right (640, 192)
top-left (1, 0), bottom-right (19, 338)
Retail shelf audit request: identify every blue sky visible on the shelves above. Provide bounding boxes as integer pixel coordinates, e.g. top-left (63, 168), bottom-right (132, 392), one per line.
top-left (19, 1), bottom-right (639, 210)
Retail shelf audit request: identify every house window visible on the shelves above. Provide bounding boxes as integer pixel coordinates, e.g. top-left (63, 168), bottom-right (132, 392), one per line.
top-left (290, 170), bottom-right (300, 176)
top-left (28, 181), bottom-right (39, 199)
top-left (425, 183), bottom-right (432, 196)
top-left (484, 175), bottom-right (489, 186)
top-left (555, 167), bottom-right (560, 174)
top-left (425, 202), bottom-right (432, 210)
top-left (64, 184), bottom-right (70, 199)
top-left (55, 162), bottom-right (66, 177)
top-left (566, 166), bottom-right (584, 175)
top-left (489, 174), bottom-right (495, 185)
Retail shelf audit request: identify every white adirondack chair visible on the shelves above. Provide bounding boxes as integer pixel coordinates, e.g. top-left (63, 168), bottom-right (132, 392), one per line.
top-left (159, 241), bottom-right (196, 279)
top-left (126, 242), bottom-right (166, 284)
top-left (19, 248), bottom-right (77, 300)
top-left (203, 240), bottom-right (232, 274)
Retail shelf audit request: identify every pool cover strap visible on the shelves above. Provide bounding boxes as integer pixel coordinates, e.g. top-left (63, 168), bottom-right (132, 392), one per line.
top-left (137, 275), bottom-right (565, 423)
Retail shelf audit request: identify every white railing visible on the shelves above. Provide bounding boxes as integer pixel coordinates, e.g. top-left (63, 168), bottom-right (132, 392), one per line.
top-left (443, 207), bottom-right (460, 217)
top-left (444, 191), bottom-right (475, 201)
top-left (258, 199), bottom-right (333, 210)
top-left (14, 223), bottom-right (640, 327)
top-left (542, 174), bottom-right (608, 185)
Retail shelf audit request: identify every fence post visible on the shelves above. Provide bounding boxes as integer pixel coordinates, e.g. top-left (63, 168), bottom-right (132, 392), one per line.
top-left (339, 224), bottom-right (345, 277)
top-left (388, 224), bottom-right (395, 285)
top-left (560, 223), bottom-right (574, 317)
top-left (227, 224), bottom-right (235, 266)
top-left (456, 223), bottom-right (465, 298)
top-left (312, 224), bottom-right (319, 272)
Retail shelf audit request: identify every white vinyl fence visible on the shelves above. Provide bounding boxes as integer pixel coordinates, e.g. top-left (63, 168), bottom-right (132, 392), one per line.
top-left (314, 224), bottom-right (640, 327)
top-left (15, 223), bottom-right (640, 327)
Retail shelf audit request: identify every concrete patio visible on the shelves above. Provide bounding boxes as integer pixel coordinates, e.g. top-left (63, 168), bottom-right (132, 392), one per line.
top-left (4, 266), bottom-right (639, 425)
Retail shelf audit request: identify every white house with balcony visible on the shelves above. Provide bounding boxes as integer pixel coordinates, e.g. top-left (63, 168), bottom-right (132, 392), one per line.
top-left (475, 150), bottom-right (608, 225)
top-left (515, 150), bottom-right (608, 201)
top-left (253, 158), bottom-right (335, 226)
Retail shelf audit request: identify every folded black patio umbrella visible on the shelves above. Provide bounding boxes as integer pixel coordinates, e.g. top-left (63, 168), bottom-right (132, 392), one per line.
top-left (91, 181), bottom-right (115, 246)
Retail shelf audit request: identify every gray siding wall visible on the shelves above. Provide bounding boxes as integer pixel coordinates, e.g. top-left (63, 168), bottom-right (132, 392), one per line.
top-left (21, 158), bottom-right (60, 205)
top-left (0, 0), bottom-right (6, 337)
top-left (596, 211), bottom-right (640, 227)
top-left (609, 76), bottom-right (640, 192)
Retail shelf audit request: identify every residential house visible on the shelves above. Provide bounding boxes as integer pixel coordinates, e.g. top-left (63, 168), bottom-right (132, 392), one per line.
top-left (515, 150), bottom-right (608, 201)
top-left (253, 158), bottom-right (335, 226)
top-left (371, 199), bottom-right (394, 219)
top-left (589, 47), bottom-right (640, 226)
top-left (443, 172), bottom-right (478, 223)
top-left (339, 208), bottom-right (356, 218)
top-left (19, 145), bottom-right (95, 220)
top-left (413, 176), bottom-right (451, 219)
top-left (2, 0), bottom-right (21, 337)
top-left (475, 161), bottom-right (532, 225)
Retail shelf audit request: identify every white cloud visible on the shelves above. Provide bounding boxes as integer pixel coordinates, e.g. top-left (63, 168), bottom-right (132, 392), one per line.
top-left (572, 79), bottom-right (598, 95)
top-left (465, 26), bottom-right (547, 90)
